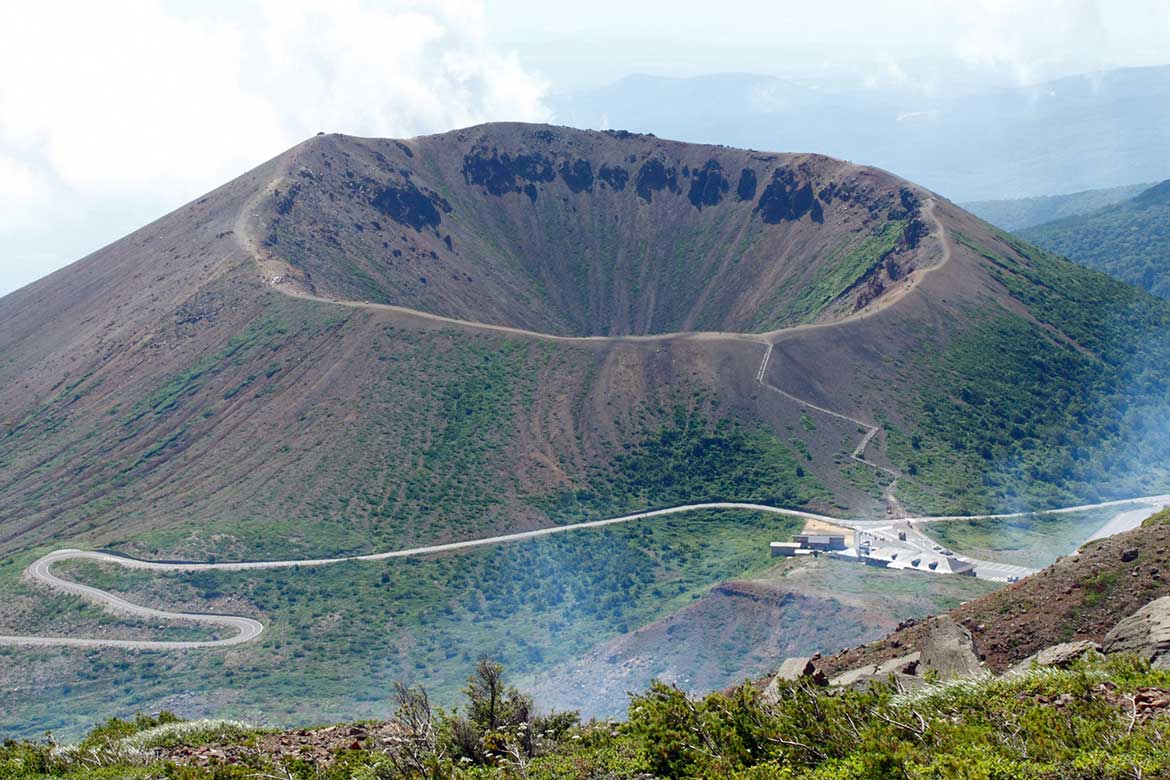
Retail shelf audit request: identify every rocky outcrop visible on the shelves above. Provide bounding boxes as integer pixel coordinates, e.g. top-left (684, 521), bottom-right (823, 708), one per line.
top-left (829, 652), bottom-right (923, 690)
top-left (774, 656), bottom-right (817, 681)
top-left (370, 179), bottom-right (451, 231)
top-left (1103, 596), bottom-right (1170, 668)
top-left (919, 616), bottom-right (989, 680)
top-left (1009, 640), bottom-right (1101, 674)
top-left (687, 160), bottom-right (730, 209)
top-left (762, 656), bottom-right (826, 704)
top-left (755, 169), bottom-right (823, 224)
top-left (817, 616), bottom-right (986, 691)
top-left (818, 594), bottom-right (1170, 696)
top-left (634, 158), bottom-right (680, 202)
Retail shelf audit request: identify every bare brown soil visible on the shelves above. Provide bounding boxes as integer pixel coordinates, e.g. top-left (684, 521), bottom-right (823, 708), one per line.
top-left (818, 517), bottom-right (1170, 677)
top-left (258, 126), bottom-right (935, 337)
top-left (150, 722), bottom-right (404, 768)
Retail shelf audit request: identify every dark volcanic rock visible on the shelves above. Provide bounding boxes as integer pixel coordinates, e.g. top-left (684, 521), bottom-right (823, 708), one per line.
top-left (513, 153), bottom-right (556, 183)
top-left (635, 159), bottom-right (680, 203)
top-left (899, 217), bottom-right (929, 249)
top-left (462, 150), bottom-right (514, 195)
top-left (687, 160), bottom-right (730, 209)
top-left (755, 170), bottom-right (822, 224)
top-left (890, 187), bottom-right (921, 220)
top-left (736, 168), bottom-right (758, 201)
top-left (462, 148), bottom-right (556, 197)
top-left (274, 184), bottom-right (300, 215)
top-left (370, 180), bottom-right (449, 231)
top-left (598, 164), bottom-right (629, 191)
top-left (559, 159), bottom-right (594, 193)
top-left (811, 198), bottom-right (824, 224)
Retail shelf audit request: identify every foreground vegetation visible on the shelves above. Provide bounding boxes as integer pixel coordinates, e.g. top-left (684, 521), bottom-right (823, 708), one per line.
top-left (5, 654), bottom-right (1170, 779)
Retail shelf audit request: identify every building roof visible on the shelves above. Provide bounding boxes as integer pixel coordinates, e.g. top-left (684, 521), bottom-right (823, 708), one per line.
top-left (935, 556), bottom-right (976, 575)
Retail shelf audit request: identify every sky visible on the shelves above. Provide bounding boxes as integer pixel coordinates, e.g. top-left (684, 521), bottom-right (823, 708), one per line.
top-left (1, 0), bottom-right (1169, 296)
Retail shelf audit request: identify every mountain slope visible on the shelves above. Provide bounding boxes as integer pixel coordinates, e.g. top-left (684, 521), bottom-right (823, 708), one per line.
top-left (0, 123), bottom-right (932, 558)
top-left (258, 126), bottom-right (933, 336)
top-left (1019, 179), bottom-right (1170, 297)
top-left (2, 123), bottom-right (1170, 562)
top-left (961, 181), bottom-right (1154, 231)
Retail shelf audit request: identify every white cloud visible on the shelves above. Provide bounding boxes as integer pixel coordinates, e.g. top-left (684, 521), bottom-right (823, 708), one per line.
top-left (1, 2), bottom-right (283, 194)
top-left (0, 156), bottom-right (52, 230)
top-left (248, 0), bottom-right (548, 139)
top-left (0, 0), bottom-right (549, 295)
top-left (943, 0), bottom-right (1107, 82)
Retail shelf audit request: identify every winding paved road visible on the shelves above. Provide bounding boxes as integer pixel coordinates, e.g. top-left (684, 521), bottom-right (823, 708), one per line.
top-left (908, 495), bottom-right (1170, 524)
top-left (3, 495), bottom-right (1168, 650)
top-left (0, 550), bottom-right (264, 649)
top-left (0, 503), bottom-right (858, 650)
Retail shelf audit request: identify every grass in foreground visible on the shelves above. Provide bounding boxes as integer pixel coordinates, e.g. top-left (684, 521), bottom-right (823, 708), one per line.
top-left (4, 654), bottom-right (1170, 779)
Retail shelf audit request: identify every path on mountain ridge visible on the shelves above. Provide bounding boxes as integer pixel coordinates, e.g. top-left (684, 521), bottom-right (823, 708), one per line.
top-left (242, 157), bottom-right (954, 472)
top-left (249, 195), bottom-right (952, 348)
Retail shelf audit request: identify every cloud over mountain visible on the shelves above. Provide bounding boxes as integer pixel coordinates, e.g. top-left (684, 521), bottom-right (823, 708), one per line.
top-left (0, 0), bottom-right (549, 295)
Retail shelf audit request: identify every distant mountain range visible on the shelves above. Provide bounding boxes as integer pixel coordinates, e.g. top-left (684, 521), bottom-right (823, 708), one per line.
top-left (1018, 180), bottom-right (1170, 298)
top-left (550, 66), bottom-right (1170, 201)
top-left (961, 182), bottom-right (1155, 232)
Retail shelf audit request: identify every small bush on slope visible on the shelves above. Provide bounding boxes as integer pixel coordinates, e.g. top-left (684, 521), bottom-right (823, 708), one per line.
top-left (1143, 508), bottom-right (1170, 527)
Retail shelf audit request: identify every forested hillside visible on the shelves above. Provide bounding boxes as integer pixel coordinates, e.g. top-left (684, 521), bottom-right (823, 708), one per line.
top-left (1020, 180), bottom-right (1170, 298)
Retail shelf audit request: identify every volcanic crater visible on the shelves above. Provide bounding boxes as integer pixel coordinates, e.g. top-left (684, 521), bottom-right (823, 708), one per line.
top-left (259, 124), bottom-right (933, 337)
